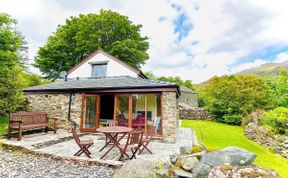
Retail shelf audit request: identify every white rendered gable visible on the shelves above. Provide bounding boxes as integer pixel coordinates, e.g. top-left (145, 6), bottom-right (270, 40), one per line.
top-left (68, 52), bottom-right (138, 78)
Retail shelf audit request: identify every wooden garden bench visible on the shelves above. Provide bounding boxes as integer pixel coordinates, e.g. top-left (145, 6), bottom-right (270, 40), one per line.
top-left (8, 112), bottom-right (57, 141)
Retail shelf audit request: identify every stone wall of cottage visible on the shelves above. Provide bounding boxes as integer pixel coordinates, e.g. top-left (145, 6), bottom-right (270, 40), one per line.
top-left (162, 92), bottom-right (178, 143)
top-left (26, 94), bottom-right (82, 129)
top-left (26, 92), bottom-right (179, 142)
top-left (245, 123), bottom-right (288, 158)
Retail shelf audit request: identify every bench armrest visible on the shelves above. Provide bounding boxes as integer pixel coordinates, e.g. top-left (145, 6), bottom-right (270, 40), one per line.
top-left (48, 118), bottom-right (58, 133)
top-left (9, 120), bottom-right (23, 128)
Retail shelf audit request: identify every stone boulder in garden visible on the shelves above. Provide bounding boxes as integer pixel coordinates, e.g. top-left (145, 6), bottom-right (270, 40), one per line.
top-left (113, 159), bottom-right (156, 178)
top-left (192, 146), bottom-right (256, 178)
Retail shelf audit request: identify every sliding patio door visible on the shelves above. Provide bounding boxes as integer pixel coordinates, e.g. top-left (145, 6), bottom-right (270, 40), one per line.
top-left (80, 95), bottom-right (100, 132)
top-left (114, 94), bottom-right (162, 136)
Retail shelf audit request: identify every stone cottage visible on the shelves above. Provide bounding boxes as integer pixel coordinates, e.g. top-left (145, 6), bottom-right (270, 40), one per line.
top-left (24, 49), bottom-right (180, 142)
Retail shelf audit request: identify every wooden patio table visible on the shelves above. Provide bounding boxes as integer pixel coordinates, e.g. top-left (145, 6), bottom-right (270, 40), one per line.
top-left (96, 126), bottom-right (133, 159)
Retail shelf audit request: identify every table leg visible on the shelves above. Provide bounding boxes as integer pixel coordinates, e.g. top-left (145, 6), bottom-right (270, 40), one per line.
top-left (99, 133), bottom-right (118, 152)
top-left (100, 133), bottom-right (127, 159)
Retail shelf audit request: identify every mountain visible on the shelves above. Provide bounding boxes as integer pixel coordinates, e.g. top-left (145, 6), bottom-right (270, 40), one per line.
top-left (238, 61), bottom-right (288, 77)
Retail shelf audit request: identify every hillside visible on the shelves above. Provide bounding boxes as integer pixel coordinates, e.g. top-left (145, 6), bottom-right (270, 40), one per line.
top-left (238, 61), bottom-right (288, 77)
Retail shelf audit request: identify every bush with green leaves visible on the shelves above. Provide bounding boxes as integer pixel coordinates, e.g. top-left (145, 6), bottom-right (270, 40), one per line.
top-left (268, 68), bottom-right (288, 108)
top-left (0, 13), bottom-right (27, 116)
top-left (201, 75), bottom-right (273, 125)
top-left (260, 107), bottom-right (288, 134)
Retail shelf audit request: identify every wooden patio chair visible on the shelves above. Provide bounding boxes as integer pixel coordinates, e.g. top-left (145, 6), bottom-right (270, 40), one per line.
top-left (118, 130), bottom-right (143, 161)
top-left (71, 128), bottom-right (94, 158)
top-left (138, 125), bottom-right (154, 155)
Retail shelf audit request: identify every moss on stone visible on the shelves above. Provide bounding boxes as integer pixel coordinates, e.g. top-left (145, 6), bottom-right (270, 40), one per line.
top-left (191, 145), bottom-right (204, 153)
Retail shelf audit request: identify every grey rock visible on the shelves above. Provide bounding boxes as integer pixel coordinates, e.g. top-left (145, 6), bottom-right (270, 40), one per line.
top-left (208, 164), bottom-right (279, 178)
top-left (170, 153), bottom-right (180, 164)
top-left (180, 146), bottom-right (192, 154)
top-left (192, 146), bottom-right (256, 178)
top-left (113, 159), bottom-right (156, 178)
top-left (174, 170), bottom-right (193, 178)
top-left (181, 157), bottom-right (199, 171)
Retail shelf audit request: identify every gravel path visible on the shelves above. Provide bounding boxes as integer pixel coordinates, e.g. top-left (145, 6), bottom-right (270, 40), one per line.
top-left (0, 149), bottom-right (115, 178)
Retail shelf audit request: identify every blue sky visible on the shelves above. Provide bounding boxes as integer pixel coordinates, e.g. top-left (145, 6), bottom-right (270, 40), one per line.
top-left (1, 0), bottom-right (288, 83)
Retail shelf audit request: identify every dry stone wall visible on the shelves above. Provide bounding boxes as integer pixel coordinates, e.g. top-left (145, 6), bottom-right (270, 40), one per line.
top-left (179, 106), bottom-right (213, 121)
top-left (245, 123), bottom-right (288, 158)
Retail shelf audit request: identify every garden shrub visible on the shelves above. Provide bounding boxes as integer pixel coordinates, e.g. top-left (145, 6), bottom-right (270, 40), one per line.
top-left (241, 114), bottom-right (253, 126)
top-left (260, 107), bottom-right (288, 134)
top-left (201, 75), bottom-right (273, 125)
top-left (221, 114), bottom-right (243, 125)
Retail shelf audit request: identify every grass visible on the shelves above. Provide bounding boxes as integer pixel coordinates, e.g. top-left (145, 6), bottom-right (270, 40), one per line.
top-left (0, 116), bottom-right (8, 135)
top-left (182, 120), bottom-right (288, 178)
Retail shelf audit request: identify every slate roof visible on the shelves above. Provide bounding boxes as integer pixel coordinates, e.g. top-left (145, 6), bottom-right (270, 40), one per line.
top-left (24, 76), bottom-right (180, 94)
top-left (180, 85), bottom-right (196, 94)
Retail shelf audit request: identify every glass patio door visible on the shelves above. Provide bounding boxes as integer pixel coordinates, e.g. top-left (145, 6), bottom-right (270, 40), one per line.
top-left (80, 95), bottom-right (100, 132)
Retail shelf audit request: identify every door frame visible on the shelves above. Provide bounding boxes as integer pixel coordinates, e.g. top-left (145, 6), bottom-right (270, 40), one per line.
top-left (80, 94), bottom-right (100, 132)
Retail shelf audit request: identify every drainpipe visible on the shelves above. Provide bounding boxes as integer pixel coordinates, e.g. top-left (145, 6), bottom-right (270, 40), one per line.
top-left (68, 91), bottom-right (77, 128)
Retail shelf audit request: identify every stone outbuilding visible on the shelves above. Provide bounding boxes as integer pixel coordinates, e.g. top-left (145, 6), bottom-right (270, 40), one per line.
top-left (178, 86), bottom-right (198, 108)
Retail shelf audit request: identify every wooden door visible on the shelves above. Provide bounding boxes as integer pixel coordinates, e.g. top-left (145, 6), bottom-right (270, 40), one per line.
top-left (80, 94), bottom-right (100, 132)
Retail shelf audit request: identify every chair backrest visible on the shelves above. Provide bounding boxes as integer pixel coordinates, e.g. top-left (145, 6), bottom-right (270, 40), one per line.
top-left (124, 131), bottom-right (143, 150)
top-left (71, 128), bottom-right (81, 146)
top-left (107, 120), bottom-right (118, 127)
top-left (146, 125), bottom-right (155, 139)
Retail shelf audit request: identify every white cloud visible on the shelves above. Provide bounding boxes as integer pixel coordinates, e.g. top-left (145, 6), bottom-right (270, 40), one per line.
top-left (274, 52), bottom-right (288, 63)
top-left (1, 0), bottom-right (288, 82)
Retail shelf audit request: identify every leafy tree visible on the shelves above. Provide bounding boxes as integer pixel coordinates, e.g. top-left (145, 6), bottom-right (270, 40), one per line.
top-left (157, 76), bottom-right (194, 91)
top-left (35, 10), bottom-right (149, 79)
top-left (144, 72), bottom-right (194, 91)
top-left (268, 68), bottom-right (288, 107)
top-left (202, 75), bottom-right (272, 125)
top-left (23, 73), bottom-right (50, 87)
top-left (0, 13), bottom-right (26, 116)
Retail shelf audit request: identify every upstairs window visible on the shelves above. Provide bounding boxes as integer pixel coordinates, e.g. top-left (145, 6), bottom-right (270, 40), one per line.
top-left (92, 64), bottom-right (107, 78)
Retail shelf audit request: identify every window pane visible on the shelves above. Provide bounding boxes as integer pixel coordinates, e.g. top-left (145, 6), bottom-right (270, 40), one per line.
top-left (84, 96), bottom-right (97, 128)
top-left (132, 94), bottom-right (145, 129)
top-left (92, 65), bottom-right (107, 78)
top-left (147, 94), bottom-right (161, 136)
top-left (116, 96), bottom-right (129, 127)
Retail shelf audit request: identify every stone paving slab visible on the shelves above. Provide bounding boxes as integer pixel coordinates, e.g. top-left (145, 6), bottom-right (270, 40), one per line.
top-left (1, 128), bottom-right (195, 166)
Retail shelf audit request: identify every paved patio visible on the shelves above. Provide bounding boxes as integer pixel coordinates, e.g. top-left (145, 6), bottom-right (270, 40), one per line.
top-left (1, 127), bottom-right (195, 166)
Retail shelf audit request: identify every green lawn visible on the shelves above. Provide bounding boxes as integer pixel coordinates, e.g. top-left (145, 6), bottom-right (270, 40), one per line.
top-left (182, 120), bottom-right (288, 178)
top-left (0, 116), bottom-right (8, 135)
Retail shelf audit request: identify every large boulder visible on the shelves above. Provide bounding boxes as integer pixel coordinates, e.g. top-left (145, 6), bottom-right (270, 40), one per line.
top-left (192, 146), bottom-right (256, 178)
top-left (113, 159), bottom-right (156, 178)
top-left (208, 164), bottom-right (279, 178)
